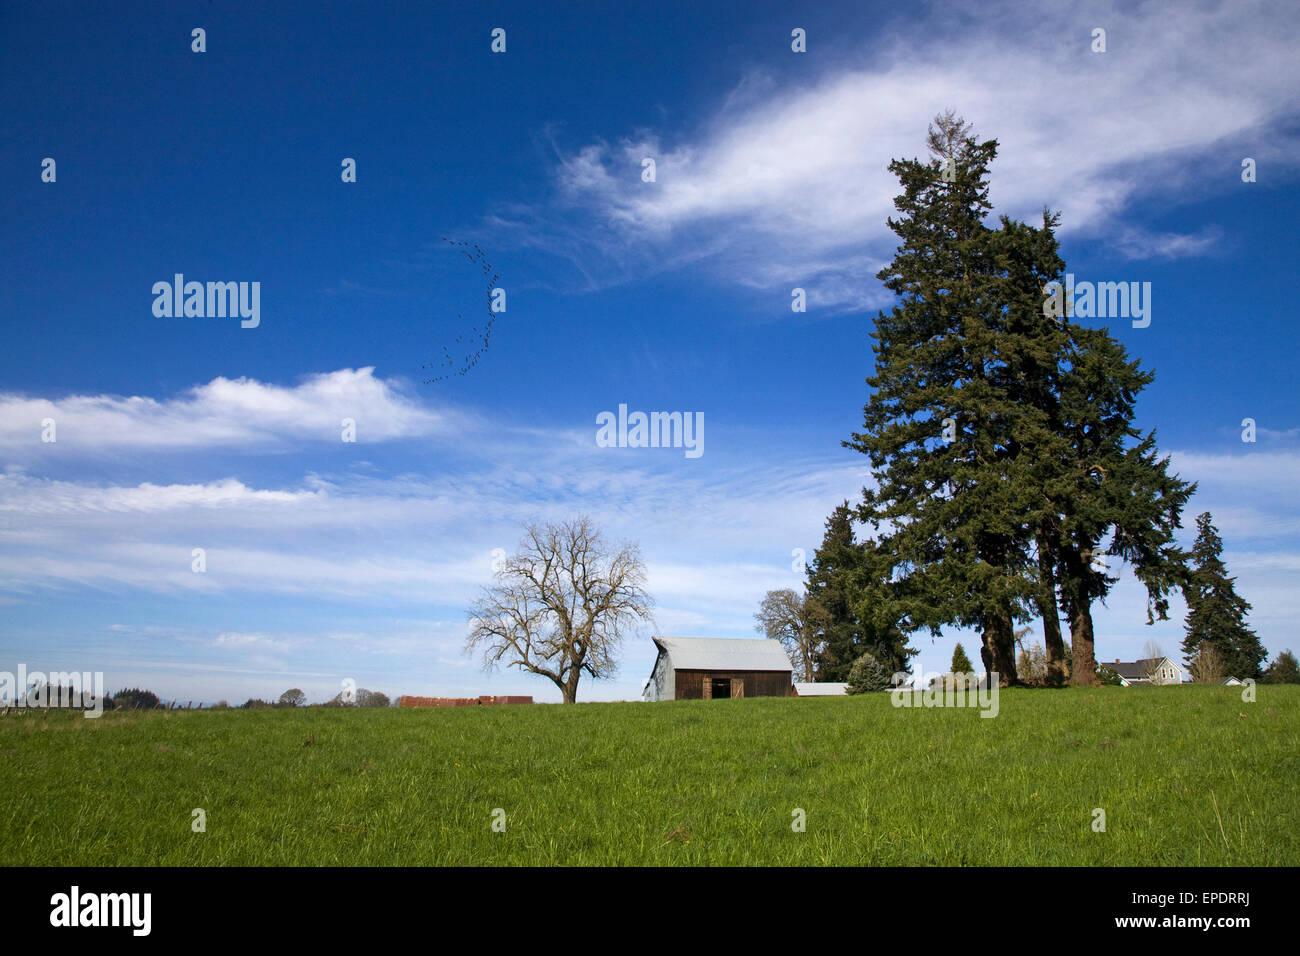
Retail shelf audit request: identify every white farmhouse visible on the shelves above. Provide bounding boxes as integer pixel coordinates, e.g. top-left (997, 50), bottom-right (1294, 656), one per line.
top-left (1106, 657), bottom-right (1186, 686)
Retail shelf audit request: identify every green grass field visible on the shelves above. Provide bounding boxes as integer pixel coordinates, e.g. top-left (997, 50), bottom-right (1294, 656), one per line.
top-left (2, 685), bottom-right (1296, 866)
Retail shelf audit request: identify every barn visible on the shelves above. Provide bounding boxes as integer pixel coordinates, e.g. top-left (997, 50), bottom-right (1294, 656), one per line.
top-left (642, 636), bottom-right (793, 701)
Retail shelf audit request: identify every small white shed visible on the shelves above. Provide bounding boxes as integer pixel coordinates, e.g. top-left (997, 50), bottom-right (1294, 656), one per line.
top-left (792, 682), bottom-right (848, 696)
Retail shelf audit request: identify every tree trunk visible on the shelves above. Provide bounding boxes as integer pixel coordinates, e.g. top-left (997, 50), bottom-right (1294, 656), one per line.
top-left (1067, 596), bottom-right (1099, 686)
top-left (982, 607), bottom-right (1019, 687)
top-left (997, 613), bottom-right (1019, 686)
top-left (1035, 532), bottom-right (1067, 686)
top-left (557, 666), bottom-right (581, 703)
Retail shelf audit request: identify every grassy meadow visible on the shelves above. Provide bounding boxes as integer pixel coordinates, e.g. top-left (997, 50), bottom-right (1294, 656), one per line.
top-left (2, 684), bottom-right (1296, 866)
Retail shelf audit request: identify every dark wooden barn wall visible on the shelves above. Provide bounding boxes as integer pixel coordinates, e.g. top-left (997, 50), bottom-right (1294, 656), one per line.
top-left (672, 669), bottom-right (792, 700)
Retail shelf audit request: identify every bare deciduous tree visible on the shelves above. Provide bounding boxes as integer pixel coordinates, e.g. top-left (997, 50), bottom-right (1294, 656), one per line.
top-left (467, 517), bottom-right (653, 703)
top-left (1142, 640), bottom-right (1166, 684)
top-left (1190, 643), bottom-right (1227, 684)
top-left (1015, 640), bottom-right (1050, 687)
top-left (754, 588), bottom-right (828, 682)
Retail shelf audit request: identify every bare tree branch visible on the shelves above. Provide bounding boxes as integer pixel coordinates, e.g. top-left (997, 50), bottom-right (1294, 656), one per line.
top-left (1142, 639), bottom-right (1165, 683)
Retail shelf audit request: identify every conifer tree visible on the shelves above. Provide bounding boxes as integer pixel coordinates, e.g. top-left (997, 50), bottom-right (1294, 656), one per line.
top-left (950, 642), bottom-right (974, 674)
top-left (1044, 327), bottom-right (1194, 684)
top-left (986, 213), bottom-right (1073, 683)
top-left (845, 652), bottom-right (892, 694)
top-left (805, 504), bottom-right (862, 680)
top-left (849, 114), bottom-right (1195, 688)
top-left (805, 503), bottom-right (912, 680)
top-left (1181, 512), bottom-right (1265, 680)
top-left (993, 213), bottom-right (1193, 685)
top-left (848, 114), bottom-right (1040, 684)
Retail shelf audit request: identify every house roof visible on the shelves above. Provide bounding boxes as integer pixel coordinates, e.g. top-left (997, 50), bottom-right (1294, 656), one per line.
top-left (1108, 657), bottom-right (1176, 680)
top-left (1109, 661), bottom-right (1150, 680)
top-left (793, 682), bottom-right (847, 696)
top-left (653, 636), bottom-right (793, 672)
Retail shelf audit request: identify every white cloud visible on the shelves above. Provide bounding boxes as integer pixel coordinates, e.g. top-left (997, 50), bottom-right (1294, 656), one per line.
top-left (0, 401), bottom-right (868, 603)
top-left (1113, 226), bottom-right (1225, 261)
top-left (1167, 449), bottom-right (1300, 545)
top-left (0, 475), bottom-right (321, 515)
top-left (502, 0), bottom-right (1300, 309)
top-left (214, 632), bottom-right (281, 649)
top-left (0, 367), bottom-right (460, 454)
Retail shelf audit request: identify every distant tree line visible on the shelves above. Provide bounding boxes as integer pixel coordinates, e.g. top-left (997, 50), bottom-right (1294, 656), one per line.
top-left (240, 688), bottom-right (392, 709)
top-left (20, 687), bottom-right (399, 711)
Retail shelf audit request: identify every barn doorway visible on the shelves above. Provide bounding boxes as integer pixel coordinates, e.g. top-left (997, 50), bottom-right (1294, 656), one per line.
top-left (711, 677), bottom-right (731, 699)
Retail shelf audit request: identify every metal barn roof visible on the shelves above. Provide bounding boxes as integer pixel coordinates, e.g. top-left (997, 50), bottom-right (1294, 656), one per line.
top-left (793, 682), bottom-right (848, 696)
top-left (653, 636), bottom-right (793, 672)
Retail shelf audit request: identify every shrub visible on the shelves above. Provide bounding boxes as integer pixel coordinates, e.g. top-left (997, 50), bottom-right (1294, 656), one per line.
top-left (1262, 650), bottom-right (1299, 684)
top-left (111, 688), bottom-right (161, 710)
top-left (1095, 665), bottom-right (1123, 686)
top-left (1016, 642), bottom-right (1051, 687)
top-left (846, 653), bottom-right (892, 694)
top-left (1190, 644), bottom-right (1228, 684)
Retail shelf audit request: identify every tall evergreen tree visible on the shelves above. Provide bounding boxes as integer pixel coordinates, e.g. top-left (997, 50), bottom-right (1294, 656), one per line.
top-left (805, 504), bottom-right (861, 680)
top-left (805, 503), bottom-right (912, 680)
top-left (849, 112), bottom-right (1194, 688)
top-left (1046, 327), bottom-right (1194, 684)
top-left (848, 114), bottom-right (1044, 685)
top-left (1181, 512), bottom-right (1265, 680)
top-left (987, 213), bottom-right (1073, 683)
top-left (993, 213), bottom-right (1194, 685)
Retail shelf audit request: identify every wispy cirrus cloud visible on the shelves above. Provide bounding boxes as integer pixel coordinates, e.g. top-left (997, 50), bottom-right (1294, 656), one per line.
top-left (0, 369), bottom-right (869, 609)
top-left (492, 0), bottom-right (1300, 311)
top-left (1113, 226), bottom-right (1226, 261)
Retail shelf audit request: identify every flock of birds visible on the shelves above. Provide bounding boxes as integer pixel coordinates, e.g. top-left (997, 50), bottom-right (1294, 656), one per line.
top-left (422, 237), bottom-right (501, 383)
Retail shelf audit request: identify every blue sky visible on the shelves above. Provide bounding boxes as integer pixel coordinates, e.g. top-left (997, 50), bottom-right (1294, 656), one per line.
top-left (2, 0), bottom-right (1298, 703)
